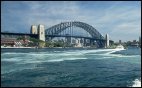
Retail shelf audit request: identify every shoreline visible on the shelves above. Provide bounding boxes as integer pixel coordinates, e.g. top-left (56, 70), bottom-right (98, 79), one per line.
top-left (1, 46), bottom-right (36, 49)
top-left (0, 46), bottom-right (118, 49)
top-left (1, 46), bottom-right (98, 49)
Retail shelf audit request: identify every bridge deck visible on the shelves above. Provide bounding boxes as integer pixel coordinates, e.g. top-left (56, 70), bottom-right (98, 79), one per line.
top-left (46, 35), bottom-right (106, 41)
top-left (1, 32), bottom-right (38, 38)
top-left (1, 32), bottom-right (113, 42)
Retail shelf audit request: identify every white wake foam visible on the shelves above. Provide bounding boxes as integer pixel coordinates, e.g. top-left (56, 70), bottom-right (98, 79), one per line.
top-left (105, 49), bottom-right (125, 54)
top-left (48, 57), bottom-right (87, 62)
top-left (1, 49), bottom-right (131, 63)
top-left (131, 78), bottom-right (141, 87)
top-left (1, 58), bottom-right (22, 62)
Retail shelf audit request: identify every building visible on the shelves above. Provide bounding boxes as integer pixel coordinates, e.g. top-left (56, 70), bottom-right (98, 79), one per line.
top-left (139, 36), bottom-right (141, 45)
top-left (1, 38), bottom-right (16, 46)
top-left (1, 38), bottom-right (29, 47)
top-left (119, 40), bottom-right (121, 44)
top-left (105, 34), bottom-right (109, 48)
top-left (133, 40), bottom-right (137, 43)
top-left (74, 38), bottom-right (82, 47)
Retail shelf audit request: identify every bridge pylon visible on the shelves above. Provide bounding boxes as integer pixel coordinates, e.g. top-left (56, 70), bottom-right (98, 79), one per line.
top-left (38, 24), bottom-right (45, 41)
top-left (31, 24), bottom-right (45, 42)
top-left (31, 25), bottom-right (37, 34)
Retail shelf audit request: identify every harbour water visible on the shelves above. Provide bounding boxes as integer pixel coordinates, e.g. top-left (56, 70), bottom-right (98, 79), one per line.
top-left (1, 48), bottom-right (141, 87)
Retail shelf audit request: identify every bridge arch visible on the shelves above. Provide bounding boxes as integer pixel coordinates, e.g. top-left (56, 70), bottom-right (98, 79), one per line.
top-left (45, 21), bottom-right (105, 40)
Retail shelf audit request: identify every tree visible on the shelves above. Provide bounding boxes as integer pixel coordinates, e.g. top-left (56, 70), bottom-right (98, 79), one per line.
top-left (29, 37), bottom-right (45, 47)
top-left (45, 41), bottom-right (54, 47)
top-left (17, 36), bottom-right (24, 40)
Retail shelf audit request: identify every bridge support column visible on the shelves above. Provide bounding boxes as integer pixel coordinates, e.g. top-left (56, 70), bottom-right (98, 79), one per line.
top-left (80, 38), bottom-right (83, 47)
top-left (66, 36), bottom-right (71, 47)
top-left (97, 41), bottom-right (101, 48)
top-left (84, 38), bottom-right (86, 47)
top-left (90, 39), bottom-right (94, 47)
top-left (94, 40), bottom-right (97, 48)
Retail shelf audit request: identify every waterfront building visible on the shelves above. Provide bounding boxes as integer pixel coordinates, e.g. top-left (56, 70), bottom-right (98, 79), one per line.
top-left (1, 38), bottom-right (16, 46)
top-left (1, 38), bottom-right (29, 47)
top-left (74, 38), bottom-right (82, 47)
top-left (133, 40), bottom-right (137, 43)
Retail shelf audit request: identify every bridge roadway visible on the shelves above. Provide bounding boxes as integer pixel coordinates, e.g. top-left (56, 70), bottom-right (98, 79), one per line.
top-left (46, 34), bottom-right (114, 45)
top-left (45, 35), bottom-right (106, 41)
top-left (1, 32), bottom-right (113, 42)
top-left (1, 32), bottom-right (38, 38)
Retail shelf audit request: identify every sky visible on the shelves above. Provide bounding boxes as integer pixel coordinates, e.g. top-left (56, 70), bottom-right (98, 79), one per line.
top-left (1, 1), bottom-right (141, 42)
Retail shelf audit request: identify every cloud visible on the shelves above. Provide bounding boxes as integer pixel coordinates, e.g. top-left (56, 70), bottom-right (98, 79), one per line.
top-left (1, 1), bottom-right (141, 42)
top-left (89, 1), bottom-right (141, 41)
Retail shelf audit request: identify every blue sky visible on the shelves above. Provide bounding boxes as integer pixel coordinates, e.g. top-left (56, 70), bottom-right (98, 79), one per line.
top-left (1, 1), bottom-right (141, 42)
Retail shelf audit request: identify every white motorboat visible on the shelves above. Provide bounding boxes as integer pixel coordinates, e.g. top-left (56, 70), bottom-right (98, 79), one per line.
top-left (115, 44), bottom-right (125, 50)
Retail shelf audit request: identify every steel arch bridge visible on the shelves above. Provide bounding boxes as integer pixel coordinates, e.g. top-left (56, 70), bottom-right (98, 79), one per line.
top-left (45, 21), bottom-right (107, 48)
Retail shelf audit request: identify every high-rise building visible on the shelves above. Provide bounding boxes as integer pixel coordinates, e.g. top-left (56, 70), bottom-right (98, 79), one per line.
top-left (139, 36), bottom-right (141, 44)
top-left (38, 24), bottom-right (45, 41)
top-left (31, 25), bottom-right (37, 34)
top-left (105, 34), bottom-right (109, 48)
top-left (133, 40), bottom-right (137, 43)
top-left (119, 40), bottom-right (122, 44)
top-left (139, 36), bottom-right (141, 47)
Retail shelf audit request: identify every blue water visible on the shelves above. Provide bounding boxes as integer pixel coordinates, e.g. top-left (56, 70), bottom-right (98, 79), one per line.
top-left (1, 48), bottom-right (141, 87)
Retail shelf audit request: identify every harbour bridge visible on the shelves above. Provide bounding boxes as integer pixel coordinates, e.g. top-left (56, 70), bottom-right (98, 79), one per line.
top-left (1, 21), bottom-right (113, 48)
top-left (45, 21), bottom-right (112, 48)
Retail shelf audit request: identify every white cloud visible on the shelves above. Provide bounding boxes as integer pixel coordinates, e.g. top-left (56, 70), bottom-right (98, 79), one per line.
top-left (1, 1), bottom-right (141, 42)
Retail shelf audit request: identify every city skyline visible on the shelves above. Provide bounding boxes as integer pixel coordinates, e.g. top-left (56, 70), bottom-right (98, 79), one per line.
top-left (1, 1), bottom-right (141, 42)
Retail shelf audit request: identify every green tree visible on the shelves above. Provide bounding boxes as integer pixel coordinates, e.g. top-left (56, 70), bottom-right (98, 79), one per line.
top-left (45, 41), bottom-right (54, 47)
top-left (29, 37), bottom-right (45, 47)
top-left (17, 36), bottom-right (24, 40)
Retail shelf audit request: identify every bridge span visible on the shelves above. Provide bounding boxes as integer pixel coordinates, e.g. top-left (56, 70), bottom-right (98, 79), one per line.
top-left (1, 21), bottom-right (113, 48)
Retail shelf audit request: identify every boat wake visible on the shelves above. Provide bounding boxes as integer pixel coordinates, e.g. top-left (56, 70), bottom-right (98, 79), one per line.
top-left (1, 48), bottom-right (129, 63)
top-left (131, 78), bottom-right (141, 87)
